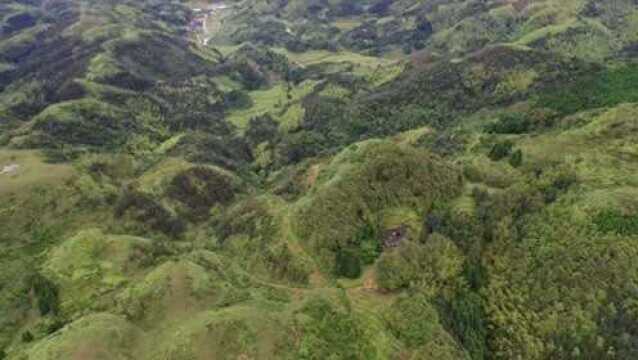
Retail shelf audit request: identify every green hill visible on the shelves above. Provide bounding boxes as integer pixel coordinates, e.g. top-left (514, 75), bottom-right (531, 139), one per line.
top-left (1, 0), bottom-right (638, 359)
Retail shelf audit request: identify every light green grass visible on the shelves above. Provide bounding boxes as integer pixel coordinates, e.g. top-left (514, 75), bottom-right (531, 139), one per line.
top-left (227, 80), bottom-right (317, 129)
top-left (274, 48), bottom-right (393, 68)
top-left (525, 104), bottom-right (638, 185)
top-left (0, 149), bottom-right (74, 196)
top-left (334, 18), bottom-right (363, 31)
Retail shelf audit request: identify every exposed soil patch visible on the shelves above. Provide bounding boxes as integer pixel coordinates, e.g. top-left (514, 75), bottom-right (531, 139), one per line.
top-left (0, 164), bottom-right (19, 175)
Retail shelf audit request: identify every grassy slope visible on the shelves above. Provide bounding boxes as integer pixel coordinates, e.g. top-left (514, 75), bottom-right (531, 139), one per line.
top-left (0, 150), bottom-right (74, 196)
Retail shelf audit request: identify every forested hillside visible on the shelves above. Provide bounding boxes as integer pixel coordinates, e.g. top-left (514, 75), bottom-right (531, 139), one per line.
top-left (1, 0), bottom-right (638, 359)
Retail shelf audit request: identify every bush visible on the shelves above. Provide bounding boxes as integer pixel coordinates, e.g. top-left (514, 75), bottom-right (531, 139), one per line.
top-left (295, 297), bottom-right (377, 359)
top-left (172, 131), bottom-right (253, 170)
top-left (537, 64), bottom-right (638, 116)
top-left (509, 149), bottom-right (523, 168)
top-left (335, 249), bottom-right (362, 279)
top-left (245, 114), bottom-right (279, 147)
top-left (376, 234), bottom-right (464, 292)
top-left (440, 291), bottom-right (488, 360)
top-left (486, 113), bottom-right (530, 134)
top-left (215, 198), bottom-right (277, 242)
top-left (593, 209), bottom-right (638, 236)
top-left (424, 209), bottom-right (484, 259)
top-left (385, 293), bottom-right (440, 348)
top-left (28, 274), bottom-right (59, 316)
top-left (488, 140), bottom-right (513, 161)
top-left (153, 77), bottom-right (226, 132)
top-left (355, 224), bottom-right (381, 265)
top-left (264, 243), bottom-right (311, 284)
top-left (167, 166), bottom-right (237, 220)
top-left (540, 168), bottom-right (578, 203)
top-left (276, 130), bottom-right (326, 164)
top-left (115, 190), bottom-right (185, 236)
top-left (223, 90), bottom-right (253, 109)
top-left (417, 132), bottom-right (466, 157)
top-left (233, 61), bottom-right (267, 90)
top-left (31, 99), bottom-right (131, 148)
top-left (21, 331), bottom-right (34, 343)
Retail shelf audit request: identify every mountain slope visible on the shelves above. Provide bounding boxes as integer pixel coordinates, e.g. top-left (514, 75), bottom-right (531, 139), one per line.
top-left (1, 0), bottom-right (638, 359)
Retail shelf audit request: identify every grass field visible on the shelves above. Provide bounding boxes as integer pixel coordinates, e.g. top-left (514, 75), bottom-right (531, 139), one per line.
top-left (0, 149), bottom-right (74, 196)
top-left (274, 48), bottom-right (396, 68)
top-left (227, 80), bottom-right (318, 129)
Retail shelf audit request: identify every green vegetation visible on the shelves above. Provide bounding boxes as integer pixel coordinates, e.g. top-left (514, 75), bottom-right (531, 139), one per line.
top-left (2, 0), bottom-right (638, 358)
top-left (294, 296), bottom-right (381, 359)
top-left (593, 209), bottom-right (638, 235)
top-left (488, 141), bottom-right (514, 161)
top-left (537, 64), bottom-right (638, 115)
top-left (385, 293), bottom-right (440, 348)
top-left (293, 140), bottom-right (463, 273)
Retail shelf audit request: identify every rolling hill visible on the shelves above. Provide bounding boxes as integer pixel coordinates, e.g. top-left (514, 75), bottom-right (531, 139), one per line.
top-left (1, 0), bottom-right (638, 359)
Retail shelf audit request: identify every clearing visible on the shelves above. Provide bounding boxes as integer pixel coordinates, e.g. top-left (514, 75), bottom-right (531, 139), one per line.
top-left (0, 149), bottom-right (74, 196)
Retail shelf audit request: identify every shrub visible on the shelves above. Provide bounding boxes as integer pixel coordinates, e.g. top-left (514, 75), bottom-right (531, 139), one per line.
top-left (264, 243), bottom-right (311, 284)
top-left (31, 99), bottom-right (132, 148)
top-left (446, 291), bottom-right (488, 359)
top-left (276, 130), bottom-right (327, 164)
top-left (295, 296), bottom-right (377, 359)
top-left (593, 209), bottom-right (638, 236)
top-left (355, 224), bottom-right (381, 265)
top-left (486, 113), bottom-right (530, 134)
top-left (335, 249), bottom-right (362, 279)
top-left (173, 131), bottom-right (253, 170)
top-left (245, 114), bottom-right (279, 147)
top-left (509, 149), bottom-right (523, 168)
top-left (537, 64), bottom-right (638, 116)
top-left (115, 190), bottom-right (185, 236)
top-left (167, 166), bottom-right (237, 220)
top-left (21, 331), bottom-right (34, 343)
top-left (417, 132), bottom-right (466, 157)
top-left (233, 61), bottom-right (267, 90)
top-left (424, 209), bottom-right (484, 259)
top-left (488, 140), bottom-right (513, 161)
top-left (28, 274), bottom-right (59, 316)
top-left (223, 89), bottom-right (253, 109)
top-left (215, 198), bottom-right (277, 242)
top-left (385, 293), bottom-right (440, 348)
top-left (153, 77), bottom-right (226, 132)
top-left (540, 168), bottom-right (578, 203)
top-left (376, 234), bottom-right (464, 292)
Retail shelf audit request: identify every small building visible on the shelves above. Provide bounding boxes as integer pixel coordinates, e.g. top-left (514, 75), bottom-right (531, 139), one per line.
top-left (383, 224), bottom-right (407, 248)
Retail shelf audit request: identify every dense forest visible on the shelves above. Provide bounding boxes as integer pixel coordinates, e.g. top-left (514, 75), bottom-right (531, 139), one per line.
top-left (1, 0), bottom-right (638, 358)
